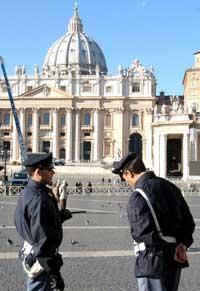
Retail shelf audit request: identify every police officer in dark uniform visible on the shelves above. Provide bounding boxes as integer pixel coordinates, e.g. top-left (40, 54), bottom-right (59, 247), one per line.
top-left (112, 152), bottom-right (195, 291)
top-left (14, 152), bottom-right (72, 291)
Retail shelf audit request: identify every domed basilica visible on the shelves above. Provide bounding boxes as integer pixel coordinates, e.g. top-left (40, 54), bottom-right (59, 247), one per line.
top-left (0, 4), bottom-right (200, 180)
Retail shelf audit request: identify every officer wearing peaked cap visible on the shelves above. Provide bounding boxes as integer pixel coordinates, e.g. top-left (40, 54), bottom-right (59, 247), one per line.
top-left (112, 152), bottom-right (195, 291)
top-left (14, 152), bottom-right (72, 291)
top-left (23, 152), bottom-right (54, 169)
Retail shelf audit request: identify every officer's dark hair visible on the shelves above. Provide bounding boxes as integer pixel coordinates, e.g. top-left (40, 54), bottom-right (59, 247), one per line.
top-left (123, 156), bottom-right (146, 174)
top-left (26, 167), bottom-right (38, 177)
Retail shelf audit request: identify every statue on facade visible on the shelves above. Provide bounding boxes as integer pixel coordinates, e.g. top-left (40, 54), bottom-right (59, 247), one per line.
top-left (115, 148), bottom-right (122, 161)
top-left (118, 64), bottom-right (123, 76)
top-left (21, 65), bottom-right (26, 75)
top-left (15, 66), bottom-right (22, 76)
top-left (177, 104), bottom-right (184, 114)
top-left (117, 148), bottom-right (121, 160)
top-left (161, 104), bottom-right (166, 114)
top-left (95, 64), bottom-right (100, 75)
top-left (154, 104), bottom-right (158, 115)
top-left (171, 96), bottom-right (179, 113)
top-left (149, 66), bottom-right (154, 74)
top-left (44, 65), bottom-right (50, 75)
top-left (55, 66), bottom-right (60, 77)
top-left (184, 105), bottom-right (189, 114)
top-left (132, 59), bottom-right (140, 68)
top-left (43, 86), bottom-right (50, 96)
top-left (34, 65), bottom-right (39, 75)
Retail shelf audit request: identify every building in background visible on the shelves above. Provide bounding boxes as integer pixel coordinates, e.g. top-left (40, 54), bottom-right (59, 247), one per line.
top-left (0, 5), bottom-right (199, 179)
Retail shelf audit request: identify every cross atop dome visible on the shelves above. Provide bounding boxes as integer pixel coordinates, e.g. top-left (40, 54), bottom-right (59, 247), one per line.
top-left (74, 2), bottom-right (78, 11)
top-left (68, 2), bottom-right (83, 33)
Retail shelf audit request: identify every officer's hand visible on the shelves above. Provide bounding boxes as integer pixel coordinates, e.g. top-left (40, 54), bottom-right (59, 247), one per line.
top-left (60, 209), bottom-right (72, 222)
top-left (50, 272), bottom-right (65, 291)
top-left (25, 253), bottom-right (36, 268)
top-left (174, 243), bottom-right (187, 263)
top-left (52, 187), bottom-right (60, 201)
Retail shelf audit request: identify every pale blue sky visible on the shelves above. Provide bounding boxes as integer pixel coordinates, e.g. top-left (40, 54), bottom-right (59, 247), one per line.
top-left (0, 0), bottom-right (200, 95)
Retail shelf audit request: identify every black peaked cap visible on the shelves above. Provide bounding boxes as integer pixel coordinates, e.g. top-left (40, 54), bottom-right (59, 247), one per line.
top-left (112, 152), bottom-right (137, 174)
top-left (24, 152), bottom-right (54, 168)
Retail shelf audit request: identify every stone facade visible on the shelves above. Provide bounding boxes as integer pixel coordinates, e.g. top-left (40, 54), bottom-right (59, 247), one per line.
top-left (0, 5), bottom-right (199, 180)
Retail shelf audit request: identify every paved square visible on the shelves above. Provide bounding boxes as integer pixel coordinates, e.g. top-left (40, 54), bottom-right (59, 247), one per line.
top-left (0, 194), bottom-right (199, 291)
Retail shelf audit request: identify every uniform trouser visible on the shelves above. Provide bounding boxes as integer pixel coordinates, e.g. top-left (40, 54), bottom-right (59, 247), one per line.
top-left (27, 271), bottom-right (54, 291)
top-left (137, 269), bottom-right (181, 291)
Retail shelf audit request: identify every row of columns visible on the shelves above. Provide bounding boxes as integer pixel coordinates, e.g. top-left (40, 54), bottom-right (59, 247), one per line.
top-left (9, 108), bottom-right (192, 180)
top-left (11, 108), bottom-right (101, 163)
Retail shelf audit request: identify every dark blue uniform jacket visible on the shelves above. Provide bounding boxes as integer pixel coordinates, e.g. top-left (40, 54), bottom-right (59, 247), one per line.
top-left (127, 171), bottom-right (195, 277)
top-left (14, 179), bottom-right (63, 258)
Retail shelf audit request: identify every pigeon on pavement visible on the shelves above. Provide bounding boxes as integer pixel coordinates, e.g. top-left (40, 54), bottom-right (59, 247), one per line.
top-left (7, 239), bottom-right (14, 245)
top-left (70, 239), bottom-right (79, 245)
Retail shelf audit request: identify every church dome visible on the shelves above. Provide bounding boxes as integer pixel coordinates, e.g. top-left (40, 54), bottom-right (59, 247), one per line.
top-left (43, 5), bottom-right (107, 75)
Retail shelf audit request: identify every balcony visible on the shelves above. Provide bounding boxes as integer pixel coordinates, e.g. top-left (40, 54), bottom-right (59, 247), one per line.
top-left (81, 125), bottom-right (94, 131)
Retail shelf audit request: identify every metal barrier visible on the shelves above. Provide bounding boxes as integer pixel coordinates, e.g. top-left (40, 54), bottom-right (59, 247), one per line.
top-left (0, 182), bottom-right (200, 196)
top-left (0, 185), bottom-right (131, 196)
top-left (9, 185), bottom-right (26, 195)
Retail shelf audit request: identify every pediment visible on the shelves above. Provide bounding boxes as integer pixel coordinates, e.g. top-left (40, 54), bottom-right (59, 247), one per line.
top-left (19, 84), bottom-right (73, 99)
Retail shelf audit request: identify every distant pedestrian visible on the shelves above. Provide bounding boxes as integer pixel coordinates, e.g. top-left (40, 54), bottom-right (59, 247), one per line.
top-left (75, 182), bottom-right (79, 194)
top-left (87, 181), bottom-right (93, 193)
top-left (108, 178), bottom-right (111, 186)
top-left (78, 182), bottom-right (83, 194)
top-left (102, 177), bottom-right (105, 184)
top-left (59, 180), bottom-right (69, 210)
top-left (75, 182), bottom-right (83, 194)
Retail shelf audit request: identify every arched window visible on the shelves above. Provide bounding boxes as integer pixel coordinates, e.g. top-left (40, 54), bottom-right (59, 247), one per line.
top-left (132, 113), bottom-right (139, 127)
top-left (105, 113), bottom-right (112, 127)
top-left (43, 112), bottom-right (50, 125)
top-left (3, 113), bottom-right (10, 125)
top-left (27, 147), bottom-right (32, 153)
top-left (84, 112), bottom-right (91, 126)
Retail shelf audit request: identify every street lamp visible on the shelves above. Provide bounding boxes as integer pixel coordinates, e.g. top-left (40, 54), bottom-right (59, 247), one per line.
top-left (3, 144), bottom-right (8, 182)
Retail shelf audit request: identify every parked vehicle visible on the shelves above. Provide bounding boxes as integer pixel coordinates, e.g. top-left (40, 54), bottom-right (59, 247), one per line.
top-left (53, 158), bottom-right (65, 166)
top-left (11, 171), bottom-right (28, 186)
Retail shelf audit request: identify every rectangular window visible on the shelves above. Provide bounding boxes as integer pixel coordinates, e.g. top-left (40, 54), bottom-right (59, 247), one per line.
top-left (3, 132), bottom-right (9, 136)
top-left (82, 85), bottom-right (92, 92)
top-left (27, 132), bottom-right (32, 136)
top-left (2, 86), bottom-right (7, 93)
top-left (60, 132), bottom-right (65, 137)
top-left (43, 112), bottom-right (50, 125)
top-left (60, 115), bottom-right (65, 126)
top-left (28, 115), bottom-right (32, 127)
top-left (60, 86), bottom-right (66, 92)
top-left (132, 82), bottom-right (140, 92)
top-left (83, 112), bottom-right (91, 126)
top-left (106, 86), bottom-right (112, 93)
top-left (27, 86), bottom-right (33, 92)
top-left (84, 132), bottom-right (90, 137)
top-left (3, 113), bottom-right (10, 125)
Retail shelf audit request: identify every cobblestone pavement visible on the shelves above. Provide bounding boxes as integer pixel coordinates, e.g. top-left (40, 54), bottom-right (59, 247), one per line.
top-left (0, 194), bottom-right (199, 291)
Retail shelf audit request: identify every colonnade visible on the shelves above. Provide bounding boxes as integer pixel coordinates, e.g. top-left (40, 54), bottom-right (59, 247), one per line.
top-left (11, 108), bottom-right (102, 163)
